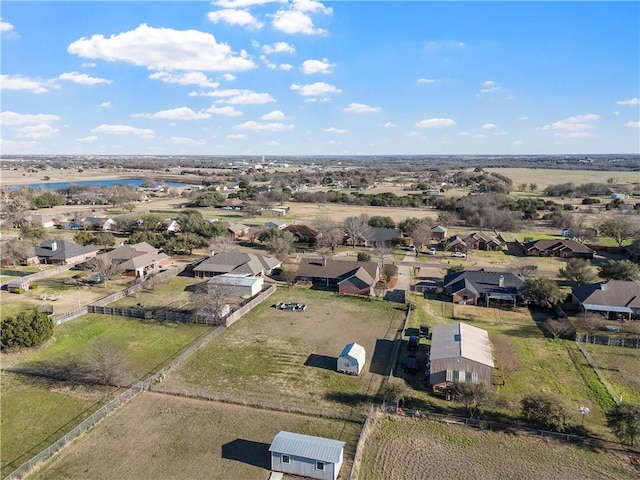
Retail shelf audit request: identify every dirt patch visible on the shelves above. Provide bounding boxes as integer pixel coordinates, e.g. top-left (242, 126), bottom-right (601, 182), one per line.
top-left (30, 392), bottom-right (361, 480)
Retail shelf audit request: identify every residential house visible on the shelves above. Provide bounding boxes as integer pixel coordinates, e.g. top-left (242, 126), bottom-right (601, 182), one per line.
top-left (296, 258), bottom-right (380, 297)
top-left (572, 280), bottom-right (640, 320)
top-left (193, 251), bottom-right (281, 279)
top-left (445, 232), bottom-right (503, 252)
top-left (34, 240), bottom-right (98, 265)
top-left (430, 225), bottom-right (448, 241)
top-left (443, 269), bottom-right (525, 307)
top-left (284, 224), bottom-right (322, 244)
top-left (428, 322), bottom-right (494, 389)
top-left (347, 227), bottom-right (402, 247)
top-left (207, 274), bottom-right (263, 297)
top-left (7, 278), bottom-right (30, 292)
top-left (217, 198), bottom-right (246, 210)
top-left (265, 220), bottom-right (287, 230)
top-left (269, 431), bottom-right (345, 480)
top-left (106, 242), bottom-right (170, 278)
top-left (223, 221), bottom-right (250, 239)
top-left (65, 215), bottom-right (116, 231)
top-left (261, 206), bottom-right (290, 216)
top-left (24, 214), bottom-right (55, 228)
top-left (162, 218), bottom-right (181, 234)
top-left (522, 239), bottom-right (594, 259)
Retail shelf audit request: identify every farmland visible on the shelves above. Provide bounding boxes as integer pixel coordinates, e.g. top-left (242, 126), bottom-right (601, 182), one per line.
top-left (357, 413), bottom-right (639, 480)
top-left (28, 392), bottom-right (362, 480)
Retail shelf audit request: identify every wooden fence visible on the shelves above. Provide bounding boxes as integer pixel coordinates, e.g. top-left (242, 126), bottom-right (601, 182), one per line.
top-left (1, 264), bottom-right (74, 288)
top-left (224, 285), bottom-right (276, 327)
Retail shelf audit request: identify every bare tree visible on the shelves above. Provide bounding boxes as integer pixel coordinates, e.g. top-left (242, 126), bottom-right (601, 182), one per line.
top-left (411, 223), bottom-right (431, 256)
top-left (83, 340), bottom-right (129, 386)
top-left (314, 216), bottom-right (343, 253)
top-left (0, 239), bottom-right (34, 266)
top-left (247, 226), bottom-right (265, 246)
top-left (344, 215), bottom-right (371, 248)
top-left (86, 256), bottom-right (124, 286)
top-left (577, 312), bottom-right (605, 337)
top-left (373, 244), bottom-right (393, 268)
top-left (191, 284), bottom-right (234, 325)
top-left (546, 318), bottom-right (573, 339)
top-left (381, 264), bottom-right (397, 286)
top-left (509, 258), bottom-right (538, 277)
top-left (283, 268), bottom-right (298, 289)
top-left (492, 334), bottom-right (521, 385)
top-left (211, 234), bottom-right (237, 253)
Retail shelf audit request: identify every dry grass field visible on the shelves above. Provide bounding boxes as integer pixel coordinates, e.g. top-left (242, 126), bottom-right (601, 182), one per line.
top-left (357, 413), bottom-right (639, 480)
top-left (163, 286), bottom-right (405, 412)
top-left (28, 391), bottom-right (362, 480)
top-left (485, 168), bottom-right (640, 190)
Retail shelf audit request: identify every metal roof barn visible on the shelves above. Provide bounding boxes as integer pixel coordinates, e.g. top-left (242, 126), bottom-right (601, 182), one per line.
top-left (269, 431), bottom-right (346, 480)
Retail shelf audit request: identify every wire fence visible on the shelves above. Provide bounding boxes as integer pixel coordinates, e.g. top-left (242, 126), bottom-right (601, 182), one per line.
top-left (576, 333), bottom-right (640, 349)
top-left (575, 340), bottom-right (624, 404)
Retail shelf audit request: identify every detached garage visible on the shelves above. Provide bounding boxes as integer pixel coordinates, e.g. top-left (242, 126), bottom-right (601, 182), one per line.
top-left (269, 431), bottom-right (346, 480)
top-left (337, 342), bottom-right (366, 375)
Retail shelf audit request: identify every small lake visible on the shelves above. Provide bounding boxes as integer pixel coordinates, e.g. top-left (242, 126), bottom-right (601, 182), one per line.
top-left (10, 178), bottom-right (192, 191)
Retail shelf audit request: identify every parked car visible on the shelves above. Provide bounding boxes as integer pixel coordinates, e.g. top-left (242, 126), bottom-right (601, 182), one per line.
top-left (428, 247), bottom-right (437, 255)
top-left (419, 324), bottom-right (430, 338)
top-left (450, 252), bottom-right (467, 258)
top-left (602, 325), bottom-right (621, 333)
top-left (403, 355), bottom-right (418, 374)
top-left (407, 335), bottom-right (420, 351)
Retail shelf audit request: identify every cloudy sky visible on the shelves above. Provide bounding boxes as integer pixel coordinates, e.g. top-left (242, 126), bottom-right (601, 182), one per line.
top-left (1, 1), bottom-right (638, 156)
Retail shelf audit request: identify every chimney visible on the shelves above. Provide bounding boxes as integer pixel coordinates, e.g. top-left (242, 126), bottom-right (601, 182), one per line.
top-left (499, 275), bottom-right (504, 287)
top-left (600, 283), bottom-right (607, 291)
top-left (323, 257), bottom-right (327, 267)
top-left (51, 241), bottom-right (57, 251)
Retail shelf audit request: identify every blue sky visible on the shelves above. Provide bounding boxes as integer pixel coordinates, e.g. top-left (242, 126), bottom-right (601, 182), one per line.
top-left (1, 1), bottom-right (639, 156)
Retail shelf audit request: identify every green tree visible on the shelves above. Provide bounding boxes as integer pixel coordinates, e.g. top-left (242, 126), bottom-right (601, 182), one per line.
top-left (357, 251), bottom-right (372, 262)
top-left (598, 260), bottom-right (640, 281)
top-left (521, 277), bottom-right (565, 308)
top-left (558, 258), bottom-right (596, 285)
top-left (521, 393), bottom-right (570, 432)
top-left (607, 403), bottom-right (640, 447)
top-left (368, 216), bottom-right (395, 229)
top-left (1, 310), bottom-right (54, 349)
top-left (599, 218), bottom-right (637, 247)
top-left (128, 231), bottom-right (167, 249)
top-left (73, 230), bottom-right (96, 246)
top-left (20, 221), bottom-right (46, 240)
top-left (34, 191), bottom-right (66, 208)
top-left (260, 229), bottom-right (294, 255)
top-left (93, 232), bottom-right (116, 249)
top-left (451, 382), bottom-right (493, 418)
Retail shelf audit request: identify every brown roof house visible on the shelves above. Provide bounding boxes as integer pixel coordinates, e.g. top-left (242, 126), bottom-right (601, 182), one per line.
top-left (34, 239), bottom-right (98, 265)
top-left (572, 280), bottom-right (640, 320)
top-left (296, 258), bottom-right (380, 297)
top-left (284, 224), bottom-right (322, 244)
top-left (443, 269), bottom-right (525, 307)
top-left (193, 251), bottom-right (281, 279)
top-left (431, 225), bottom-right (448, 241)
top-left (445, 232), bottom-right (503, 252)
top-left (106, 242), bottom-right (170, 278)
top-left (522, 239), bottom-right (594, 259)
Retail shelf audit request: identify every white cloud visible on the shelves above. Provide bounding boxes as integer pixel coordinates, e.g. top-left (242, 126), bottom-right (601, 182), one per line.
top-left (617, 97), bottom-right (639, 106)
top-left (481, 123), bottom-right (497, 129)
top-left (227, 91), bottom-right (276, 104)
top-left (290, 82), bottom-right (341, 96)
top-left (233, 121), bottom-right (293, 131)
top-left (0, 111), bottom-right (60, 126)
top-left (302, 58), bottom-right (333, 74)
top-left (1, 18), bottom-right (14, 32)
top-left (480, 80), bottom-right (500, 93)
top-left (279, 63), bottom-right (293, 71)
top-left (222, 73), bottom-right (235, 81)
top-left (208, 9), bottom-right (264, 29)
top-left (99, 101), bottom-right (111, 108)
top-left (406, 131), bottom-right (425, 139)
top-left (0, 74), bottom-right (55, 94)
top-left (383, 122), bottom-right (397, 128)
top-left (76, 135), bottom-right (98, 142)
top-left (272, 2), bottom-right (331, 36)
top-left (517, 116), bottom-right (529, 120)
top-left (414, 118), bottom-right (456, 128)
top-left (206, 105), bottom-right (243, 116)
top-left (262, 41), bottom-right (295, 54)
top-left (132, 107), bottom-right (211, 120)
top-left (213, 0), bottom-right (281, 7)
top-left (58, 71), bottom-right (112, 85)
top-left (149, 71), bottom-right (219, 88)
top-left (625, 121), bottom-right (640, 128)
top-left (343, 102), bottom-right (381, 113)
top-left (91, 124), bottom-right (155, 138)
top-left (260, 54), bottom-right (277, 69)
top-left (16, 124), bottom-right (59, 138)
top-left (292, 0), bottom-right (332, 14)
top-left (81, 62), bottom-right (97, 68)
top-left (417, 78), bottom-right (437, 84)
top-left (227, 133), bottom-right (246, 139)
top-left (323, 127), bottom-right (348, 134)
top-left (542, 114), bottom-right (599, 136)
top-left (261, 110), bottom-right (285, 120)
top-left (169, 136), bottom-right (205, 146)
top-left (68, 23), bottom-right (256, 72)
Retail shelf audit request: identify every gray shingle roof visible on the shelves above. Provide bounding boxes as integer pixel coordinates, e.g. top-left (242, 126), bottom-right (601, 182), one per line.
top-left (573, 280), bottom-right (640, 309)
top-left (444, 269), bottom-right (524, 297)
top-left (430, 322), bottom-right (494, 367)
top-left (35, 240), bottom-right (97, 262)
top-left (297, 258), bottom-right (378, 285)
top-left (193, 252), bottom-right (281, 275)
top-left (269, 431), bottom-right (345, 464)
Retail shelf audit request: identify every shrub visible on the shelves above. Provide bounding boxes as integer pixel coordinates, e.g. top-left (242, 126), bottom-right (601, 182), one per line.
top-left (1, 310), bottom-right (54, 350)
top-left (29, 283), bottom-right (38, 290)
top-left (13, 288), bottom-right (25, 294)
top-left (521, 393), bottom-right (570, 432)
top-left (357, 252), bottom-right (372, 262)
top-left (581, 197), bottom-right (600, 205)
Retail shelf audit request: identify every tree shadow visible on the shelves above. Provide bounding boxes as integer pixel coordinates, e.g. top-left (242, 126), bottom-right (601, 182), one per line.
top-left (304, 353), bottom-right (336, 371)
top-left (369, 339), bottom-right (394, 375)
top-left (324, 391), bottom-right (374, 406)
top-left (221, 439), bottom-right (271, 470)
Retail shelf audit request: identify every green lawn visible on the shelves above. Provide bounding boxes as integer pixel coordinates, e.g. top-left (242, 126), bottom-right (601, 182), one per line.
top-left (581, 343), bottom-right (640, 405)
top-left (109, 276), bottom-right (205, 309)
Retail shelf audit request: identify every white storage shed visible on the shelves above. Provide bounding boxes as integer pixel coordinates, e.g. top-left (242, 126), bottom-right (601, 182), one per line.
top-left (337, 342), bottom-right (366, 375)
top-left (269, 431), bottom-right (345, 480)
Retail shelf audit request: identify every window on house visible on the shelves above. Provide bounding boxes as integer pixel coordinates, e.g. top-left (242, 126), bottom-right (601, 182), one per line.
top-left (282, 455), bottom-right (290, 464)
top-left (316, 461), bottom-right (325, 471)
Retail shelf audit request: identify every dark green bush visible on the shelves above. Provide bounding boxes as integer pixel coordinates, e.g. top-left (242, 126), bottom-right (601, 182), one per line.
top-left (1, 310), bottom-right (54, 350)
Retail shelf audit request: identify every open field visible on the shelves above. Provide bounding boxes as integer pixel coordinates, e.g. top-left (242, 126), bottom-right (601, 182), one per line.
top-left (581, 343), bottom-right (640, 405)
top-left (1, 315), bottom-right (211, 475)
top-left (357, 413), bottom-right (639, 480)
top-left (0, 372), bottom-right (114, 477)
top-left (485, 168), bottom-right (640, 190)
top-left (164, 286), bottom-right (406, 411)
top-left (28, 391), bottom-right (362, 480)
top-left (402, 293), bottom-right (617, 440)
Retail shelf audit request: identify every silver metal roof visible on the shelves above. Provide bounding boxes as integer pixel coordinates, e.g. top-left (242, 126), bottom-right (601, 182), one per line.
top-left (582, 304), bottom-right (633, 314)
top-left (339, 342), bottom-right (366, 363)
top-left (430, 322), bottom-right (494, 367)
top-left (269, 431), bottom-right (345, 463)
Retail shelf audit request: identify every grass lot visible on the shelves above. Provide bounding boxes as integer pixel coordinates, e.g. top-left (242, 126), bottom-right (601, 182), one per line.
top-left (28, 392), bottom-right (362, 480)
top-left (109, 275), bottom-right (206, 309)
top-left (165, 286), bottom-right (406, 411)
top-left (0, 372), bottom-right (114, 477)
top-left (1, 315), bottom-right (211, 476)
top-left (402, 293), bottom-right (618, 440)
top-left (581, 343), bottom-right (640, 405)
top-left (357, 413), bottom-right (639, 480)
top-left (485, 168), bottom-right (640, 190)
